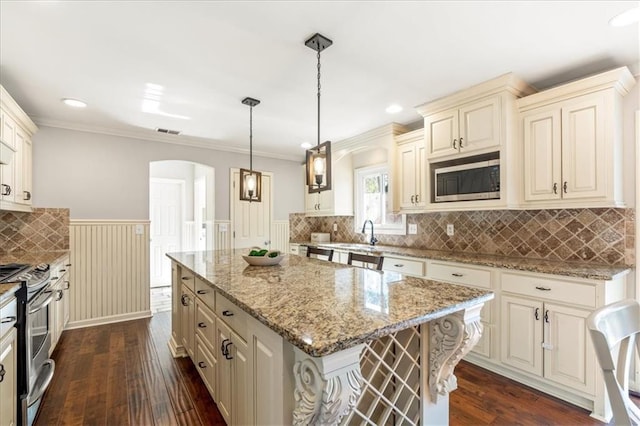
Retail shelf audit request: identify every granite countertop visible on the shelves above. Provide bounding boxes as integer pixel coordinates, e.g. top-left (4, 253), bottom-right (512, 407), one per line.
top-left (167, 250), bottom-right (493, 357)
top-left (0, 250), bottom-right (70, 267)
top-left (0, 282), bottom-right (21, 302)
top-left (293, 242), bottom-right (630, 281)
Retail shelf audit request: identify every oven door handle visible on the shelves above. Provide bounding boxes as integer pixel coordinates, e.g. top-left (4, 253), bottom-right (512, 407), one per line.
top-left (29, 291), bottom-right (55, 315)
top-left (27, 359), bottom-right (55, 406)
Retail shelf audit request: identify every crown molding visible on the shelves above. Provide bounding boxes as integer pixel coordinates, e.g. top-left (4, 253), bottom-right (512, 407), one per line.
top-left (32, 117), bottom-right (302, 162)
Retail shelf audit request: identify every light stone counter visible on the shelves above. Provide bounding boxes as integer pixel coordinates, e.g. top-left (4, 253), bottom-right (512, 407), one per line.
top-left (0, 282), bottom-right (20, 303)
top-left (0, 250), bottom-right (70, 268)
top-left (167, 250), bottom-right (493, 357)
top-left (296, 242), bottom-right (630, 281)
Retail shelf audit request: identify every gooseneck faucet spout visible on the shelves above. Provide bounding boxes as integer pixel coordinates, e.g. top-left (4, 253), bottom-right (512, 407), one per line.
top-left (362, 220), bottom-right (378, 246)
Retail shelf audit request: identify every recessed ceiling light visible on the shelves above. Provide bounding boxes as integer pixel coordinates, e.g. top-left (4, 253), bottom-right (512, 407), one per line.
top-left (609, 6), bottom-right (640, 27)
top-left (62, 98), bottom-right (87, 108)
top-left (385, 104), bottom-right (403, 114)
top-left (300, 142), bottom-right (312, 149)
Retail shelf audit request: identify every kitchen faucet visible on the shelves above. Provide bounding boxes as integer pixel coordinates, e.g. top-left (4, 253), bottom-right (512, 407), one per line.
top-left (362, 220), bottom-right (378, 246)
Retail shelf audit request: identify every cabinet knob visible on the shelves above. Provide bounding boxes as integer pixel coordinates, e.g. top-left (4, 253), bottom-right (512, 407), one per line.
top-left (222, 310), bottom-right (234, 317)
top-left (553, 183), bottom-right (558, 194)
top-left (197, 322), bottom-right (206, 328)
top-left (453, 139), bottom-right (457, 149)
top-left (198, 361), bottom-right (207, 369)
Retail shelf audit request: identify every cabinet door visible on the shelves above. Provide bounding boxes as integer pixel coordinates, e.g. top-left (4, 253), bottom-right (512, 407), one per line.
top-left (425, 108), bottom-right (458, 159)
top-left (232, 333), bottom-right (250, 426)
top-left (561, 93), bottom-right (606, 200)
top-left (251, 320), bottom-right (284, 425)
top-left (0, 328), bottom-right (17, 426)
top-left (63, 278), bottom-right (70, 327)
top-left (1, 112), bottom-right (16, 203)
top-left (500, 295), bottom-right (543, 376)
top-left (317, 188), bottom-right (335, 215)
top-left (459, 96), bottom-right (501, 154)
top-left (216, 320), bottom-right (232, 425)
top-left (21, 136), bottom-right (32, 205)
top-left (522, 108), bottom-right (562, 202)
top-left (415, 143), bottom-right (427, 208)
top-left (180, 285), bottom-right (195, 358)
top-left (544, 303), bottom-right (595, 395)
top-left (397, 142), bottom-right (418, 209)
top-left (171, 263), bottom-right (182, 350)
top-left (195, 334), bottom-right (217, 399)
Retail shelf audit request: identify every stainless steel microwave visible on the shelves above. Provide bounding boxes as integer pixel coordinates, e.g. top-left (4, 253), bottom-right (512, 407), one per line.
top-left (434, 159), bottom-right (500, 202)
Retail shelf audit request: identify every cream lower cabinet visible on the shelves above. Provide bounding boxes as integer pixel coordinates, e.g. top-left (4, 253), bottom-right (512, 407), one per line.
top-left (0, 292), bottom-right (17, 426)
top-left (170, 261), bottom-right (285, 425)
top-left (501, 295), bottom-right (594, 394)
top-left (180, 283), bottom-right (196, 359)
top-left (49, 256), bottom-right (71, 355)
top-left (499, 270), bottom-right (626, 421)
top-left (427, 260), bottom-right (494, 358)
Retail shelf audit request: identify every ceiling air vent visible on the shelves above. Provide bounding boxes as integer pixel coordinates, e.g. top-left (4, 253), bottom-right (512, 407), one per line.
top-left (155, 128), bottom-right (181, 135)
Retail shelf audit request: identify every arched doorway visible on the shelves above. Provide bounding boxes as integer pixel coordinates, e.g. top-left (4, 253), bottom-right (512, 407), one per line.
top-left (149, 160), bottom-right (215, 312)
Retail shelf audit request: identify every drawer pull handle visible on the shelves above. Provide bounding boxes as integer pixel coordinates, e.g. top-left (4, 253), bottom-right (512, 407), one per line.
top-left (544, 310), bottom-right (550, 323)
top-left (451, 273), bottom-right (464, 277)
top-left (0, 364), bottom-right (4, 383)
top-left (50, 276), bottom-right (59, 281)
top-left (1, 316), bottom-right (16, 324)
top-left (59, 269), bottom-right (67, 273)
top-left (198, 361), bottom-right (206, 369)
top-left (64, 281), bottom-right (71, 290)
top-left (197, 290), bottom-right (208, 295)
top-left (181, 276), bottom-right (192, 280)
top-left (394, 264), bottom-right (404, 268)
top-left (66, 264), bottom-right (72, 267)
top-left (534, 308), bottom-right (540, 321)
top-left (221, 338), bottom-right (230, 356)
top-left (222, 310), bottom-right (234, 317)
top-left (197, 322), bottom-right (206, 328)
top-left (535, 286), bottom-right (551, 291)
top-left (180, 294), bottom-right (190, 306)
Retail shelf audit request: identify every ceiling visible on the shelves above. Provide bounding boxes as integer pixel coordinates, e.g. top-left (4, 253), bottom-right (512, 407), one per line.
top-left (1, 1), bottom-right (638, 162)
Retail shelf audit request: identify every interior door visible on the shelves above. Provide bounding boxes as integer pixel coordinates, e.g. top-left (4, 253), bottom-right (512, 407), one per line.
top-left (150, 178), bottom-right (183, 287)
top-left (231, 170), bottom-right (272, 249)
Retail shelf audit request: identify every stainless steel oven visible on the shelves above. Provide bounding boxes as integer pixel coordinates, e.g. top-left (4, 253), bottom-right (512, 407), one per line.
top-left (22, 265), bottom-right (55, 426)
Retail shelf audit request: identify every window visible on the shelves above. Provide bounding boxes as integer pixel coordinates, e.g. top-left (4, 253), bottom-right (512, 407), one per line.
top-left (354, 165), bottom-right (406, 235)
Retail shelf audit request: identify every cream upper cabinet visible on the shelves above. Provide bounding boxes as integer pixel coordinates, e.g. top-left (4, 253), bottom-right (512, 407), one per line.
top-left (417, 73), bottom-right (535, 211)
top-left (425, 96), bottom-right (501, 160)
top-left (303, 152), bottom-right (353, 217)
top-left (0, 85), bottom-right (37, 212)
top-left (518, 67), bottom-right (635, 208)
top-left (395, 129), bottom-right (426, 211)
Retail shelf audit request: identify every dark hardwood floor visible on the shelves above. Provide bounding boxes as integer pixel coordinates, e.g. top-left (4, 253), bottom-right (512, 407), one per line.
top-left (36, 312), bottom-right (630, 425)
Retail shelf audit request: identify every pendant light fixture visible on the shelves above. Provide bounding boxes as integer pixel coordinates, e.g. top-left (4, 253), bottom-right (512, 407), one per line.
top-left (239, 97), bottom-right (262, 202)
top-left (305, 33), bottom-right (332, 194)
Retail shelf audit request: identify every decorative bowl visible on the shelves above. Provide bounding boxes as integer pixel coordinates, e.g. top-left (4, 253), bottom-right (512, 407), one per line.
top-left (242, 251), bottom-right (284, 266)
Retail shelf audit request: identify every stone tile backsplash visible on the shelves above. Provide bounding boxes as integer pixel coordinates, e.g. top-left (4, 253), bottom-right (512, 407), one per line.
top-left (0, 208), bottom-right (70, 255)
top-left (290, 208), bottom-right (635, 266)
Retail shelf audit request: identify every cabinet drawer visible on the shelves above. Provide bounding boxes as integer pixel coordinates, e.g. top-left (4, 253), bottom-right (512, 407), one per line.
top-left (215, 293), bottom-right (247, 340)
top-left (180, 269), bottom-right (195, 292)
top-left (196, 299), bottom-right (216, 350)
top-left (195, 278), bottom-right (215, 310)
top-left (383, 256), bottom-right (425, 277)
top-left (195, 334), bottom-right (217, 398)
top-left (501, 272), bottom-right (596, 308)
top-left (0, 296), bottom-right (17, 338)
top-left (427, 261), bottom-right (492, 289)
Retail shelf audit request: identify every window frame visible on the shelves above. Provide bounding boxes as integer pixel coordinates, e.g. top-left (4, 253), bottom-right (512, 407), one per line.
top-left (353, 164), bottom-right (406, 235)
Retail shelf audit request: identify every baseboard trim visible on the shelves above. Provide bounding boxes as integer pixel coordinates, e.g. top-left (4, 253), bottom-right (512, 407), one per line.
top-left (65, 310), bottom-right (152, 330)
top-left (168, 336), bottom-right (187, 358)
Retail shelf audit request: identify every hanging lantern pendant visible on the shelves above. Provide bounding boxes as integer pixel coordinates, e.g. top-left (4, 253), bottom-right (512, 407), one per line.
top-left (305, 33), bottom-right (333, 194)
top-left (240, 97), bottom-right (262, 202)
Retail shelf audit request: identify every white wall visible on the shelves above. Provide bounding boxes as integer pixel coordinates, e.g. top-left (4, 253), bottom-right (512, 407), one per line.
top-left (32, 126), bottom-right (303, 220)
top-left (150, 160), bottom-right (195, 220)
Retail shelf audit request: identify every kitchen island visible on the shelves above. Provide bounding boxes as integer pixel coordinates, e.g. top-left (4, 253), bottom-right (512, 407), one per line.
top-left (168, 250), bottom-right (493, 425)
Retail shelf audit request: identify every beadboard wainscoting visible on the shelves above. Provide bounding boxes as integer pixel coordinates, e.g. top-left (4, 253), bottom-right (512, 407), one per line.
top-left (68, 220), bottom-right (151, 329)
top-left (214, 220), bottom-right (231, 250)
top-left (271, 220), bottom-right (290, 252)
